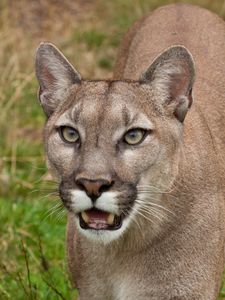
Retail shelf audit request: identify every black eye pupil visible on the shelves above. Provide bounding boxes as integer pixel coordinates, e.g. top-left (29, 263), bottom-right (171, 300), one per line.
top-left (68, 129), bottom-right (75, 136)
top-left (124, 128), bottom-right (146, 145)
top-left (129, 131), bottom-right (137, 138)
top-left (60, 126), bottom-right (79, 143)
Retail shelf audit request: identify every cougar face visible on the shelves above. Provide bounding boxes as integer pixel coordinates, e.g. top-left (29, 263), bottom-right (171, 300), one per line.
top-left (36, 43), bottom-right (194, 243)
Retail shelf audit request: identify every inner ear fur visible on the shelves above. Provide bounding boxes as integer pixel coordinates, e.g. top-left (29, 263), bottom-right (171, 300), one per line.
top-left (35, 42), bottom-right (81, 117)
top-left (140, 46), bottom-right (195, 122)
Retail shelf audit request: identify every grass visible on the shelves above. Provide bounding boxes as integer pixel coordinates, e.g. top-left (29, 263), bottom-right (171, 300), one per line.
top-left (0, 0), bottom-right (225, 299)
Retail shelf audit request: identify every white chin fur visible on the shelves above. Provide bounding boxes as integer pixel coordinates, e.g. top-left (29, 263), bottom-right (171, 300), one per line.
top-left (95, 191), bottom-right (119, 214)
top-left (70, 189), bottom-right (133, 244)
top-left (70, 190), bottom-right (93, 213)
top-left (75, 216), bottom-right (132, 244)
top-left (70, 190), bottom-right (119, 214)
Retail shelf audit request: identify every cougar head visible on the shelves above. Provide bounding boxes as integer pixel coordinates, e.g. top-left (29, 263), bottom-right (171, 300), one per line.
top-left (35, 43), bottom-right (195, 243)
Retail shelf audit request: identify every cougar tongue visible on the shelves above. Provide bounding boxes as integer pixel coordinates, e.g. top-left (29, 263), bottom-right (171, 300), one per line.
top-left (82, 209), bottom-right (115, 230)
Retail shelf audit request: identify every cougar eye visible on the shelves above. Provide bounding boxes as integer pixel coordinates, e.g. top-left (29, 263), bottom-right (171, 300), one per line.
top-left (60, 126), bottom-right (79, 143)
top-left (124, 128), bottom-right (147, 145)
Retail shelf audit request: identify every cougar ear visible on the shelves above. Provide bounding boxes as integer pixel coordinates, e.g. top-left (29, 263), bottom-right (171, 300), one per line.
top-left (140, 46), bottom-right (195, 122)
top-left (35, 42), bottom-right (81, 117)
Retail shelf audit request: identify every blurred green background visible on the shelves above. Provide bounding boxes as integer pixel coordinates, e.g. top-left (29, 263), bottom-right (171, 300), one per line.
top-left (0, 0), bottom-right (225, 299)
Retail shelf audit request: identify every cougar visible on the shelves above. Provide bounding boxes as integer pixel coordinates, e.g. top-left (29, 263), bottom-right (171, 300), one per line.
top-left (35, 3), bottom-right (225, 300)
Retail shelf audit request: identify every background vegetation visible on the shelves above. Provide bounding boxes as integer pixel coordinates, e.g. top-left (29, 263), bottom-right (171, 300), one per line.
top-left (0, 0), bottom-right (225, 299)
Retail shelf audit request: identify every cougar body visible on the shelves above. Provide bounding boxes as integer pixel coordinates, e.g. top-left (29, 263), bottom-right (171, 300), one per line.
top-left (35, 4), bottom-right (225, 300)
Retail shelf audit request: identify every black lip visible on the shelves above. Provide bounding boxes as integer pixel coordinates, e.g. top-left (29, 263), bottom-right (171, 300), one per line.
top-left (79, 211), bottom-right (123, 231)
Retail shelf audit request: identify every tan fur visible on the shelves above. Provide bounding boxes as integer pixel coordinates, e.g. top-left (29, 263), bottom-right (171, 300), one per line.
top-left (35, 4), bottom-right (225, 300)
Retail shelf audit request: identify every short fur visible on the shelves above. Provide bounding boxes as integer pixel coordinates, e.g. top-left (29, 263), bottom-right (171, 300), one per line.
top-left (35, 4), bottom-right (225, 300)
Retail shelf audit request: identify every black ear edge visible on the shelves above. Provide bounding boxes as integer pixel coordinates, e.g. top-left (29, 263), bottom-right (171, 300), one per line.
top-left (35, 42), bottom-right (82, 87)
top-left (139, 45), bottom-right (195, 89)
top-left (139, 45), bottom-right (195, 123)
top-left (35, 42), bottom-right (82, 117)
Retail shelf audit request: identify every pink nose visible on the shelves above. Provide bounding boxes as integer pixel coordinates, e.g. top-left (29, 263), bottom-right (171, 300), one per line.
top-left (75, 178), bottom-right (113, 201)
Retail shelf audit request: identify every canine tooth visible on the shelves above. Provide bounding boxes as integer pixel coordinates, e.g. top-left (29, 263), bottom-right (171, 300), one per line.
top-left (107, 213), bottom-right (115, 225)
top-left (81, 211), bottom-right (89, 223)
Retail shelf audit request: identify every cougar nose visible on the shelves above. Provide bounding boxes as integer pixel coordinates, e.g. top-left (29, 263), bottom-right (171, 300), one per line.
top-left (75, 178), bottom-right (113, 201)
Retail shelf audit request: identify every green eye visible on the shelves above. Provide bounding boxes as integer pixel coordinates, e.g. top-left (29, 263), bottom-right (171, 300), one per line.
top-left (60, 126), bottom-right (79, 143)
top-left (124, 128), bottom-right (146, 145)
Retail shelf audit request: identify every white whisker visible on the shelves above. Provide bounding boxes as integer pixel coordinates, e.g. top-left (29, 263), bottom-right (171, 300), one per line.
top-left (138, 205), bottom-right (168, 220)
top-left (131, 206), bottom-right (158, 226)
top-left (43, 201), bottom-right (64, 221)
top-left (136, 198), bottom-right (175, 216)
top-left (138, 207), bottom-right (165, 223)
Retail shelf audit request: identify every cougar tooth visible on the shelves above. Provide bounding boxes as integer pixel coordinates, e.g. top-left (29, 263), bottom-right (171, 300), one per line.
top-left (81, 211), bottom-right (89, 223)
top-left (107, 213), bottom-right (115, 225)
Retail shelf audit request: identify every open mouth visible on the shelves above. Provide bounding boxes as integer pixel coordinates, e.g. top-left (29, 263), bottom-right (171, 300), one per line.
top-left (79, 208), bottom-right (123, 230)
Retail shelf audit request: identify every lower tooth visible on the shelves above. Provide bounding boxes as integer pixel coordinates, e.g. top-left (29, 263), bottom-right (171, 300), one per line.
top-left (107, 213), bottom-right (115, 225)
top-left (81, 211), bottom-right (89, 223)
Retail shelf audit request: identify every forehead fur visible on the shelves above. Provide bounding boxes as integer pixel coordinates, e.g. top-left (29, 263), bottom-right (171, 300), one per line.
top-left (54, 80), bottom-right (161, 124)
